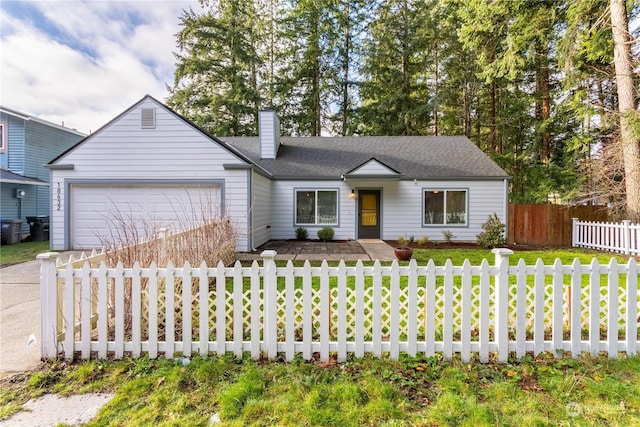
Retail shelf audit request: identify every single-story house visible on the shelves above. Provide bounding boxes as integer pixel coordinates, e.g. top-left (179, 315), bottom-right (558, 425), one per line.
top-left (48, 95), bottom-right (509, 251)
top-left (1, 106), bottom-right (85, 239)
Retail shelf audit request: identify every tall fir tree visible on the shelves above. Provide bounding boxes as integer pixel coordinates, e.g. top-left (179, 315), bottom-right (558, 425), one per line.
top-left (167, 0), bottom-right (262, 136)
top-left (279, 0), bottom-right (336, 136)
top-left (358, 0), bottom-right (430, 136)
top-left (325, 0), bottom-right (372, 136)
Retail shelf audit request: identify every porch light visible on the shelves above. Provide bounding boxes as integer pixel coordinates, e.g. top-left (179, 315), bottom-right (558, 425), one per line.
top-left (349, 189), bottom-right (356, 199)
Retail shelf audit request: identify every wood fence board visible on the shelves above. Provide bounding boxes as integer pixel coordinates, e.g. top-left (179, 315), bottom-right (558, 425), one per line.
top-left (508, 204), bottom-right (608, 246)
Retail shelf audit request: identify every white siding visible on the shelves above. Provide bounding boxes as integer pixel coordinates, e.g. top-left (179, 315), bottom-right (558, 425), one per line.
top-left (258, 110), bottom-right (279, 159)
top-left (50, 98), bottom-right (251, 251)
top-left (379, 180), bottom-right (506, 241)
top-left (269, 179), bottom-right (506, 242)
top-left (251, 172), bottom-right (272, 248)
top-left (270, 181), bottom-right (358, 240)
top-left (348, 159), bottom-right (398, 176)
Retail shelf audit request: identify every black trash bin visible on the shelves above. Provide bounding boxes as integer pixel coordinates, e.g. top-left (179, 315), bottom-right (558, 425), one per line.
top-left (1, 219), bottom-right (23, 245)
top-left (26, 216), bottom-right (50, 242)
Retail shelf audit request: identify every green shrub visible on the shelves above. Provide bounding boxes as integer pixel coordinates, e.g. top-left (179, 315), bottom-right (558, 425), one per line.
top-left (295, 227), bottom-right (308, 240)
top-left (417, 235), bottom-right (430, 245)
top-left (442, 230), bottom-right (456, 243)
top-left (476, 213), bottom-right (507, 248)
top-left (397, 236), bottom-right (410, 248)
top-left (317, 227), bottom-right (335, 242)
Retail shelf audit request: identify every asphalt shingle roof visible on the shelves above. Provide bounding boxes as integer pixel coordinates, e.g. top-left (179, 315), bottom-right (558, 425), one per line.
top-left (222, 136), bottom-right (509, 180)
top-left (0, 168), bottom-right (48, 186)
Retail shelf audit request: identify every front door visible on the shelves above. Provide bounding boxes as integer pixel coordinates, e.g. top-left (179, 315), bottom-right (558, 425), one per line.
top-left (358, 190), bottom-right (380, 239)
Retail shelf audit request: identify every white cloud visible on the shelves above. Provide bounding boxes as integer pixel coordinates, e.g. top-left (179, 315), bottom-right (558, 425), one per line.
top-left (0, 0), bottom-right (199, 133)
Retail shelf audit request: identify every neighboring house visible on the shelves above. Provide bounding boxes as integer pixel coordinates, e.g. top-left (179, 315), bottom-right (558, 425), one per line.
top-left (48, 95), bottom-right (510, 251)
top-left (0, 106), bottom-right (85, 238)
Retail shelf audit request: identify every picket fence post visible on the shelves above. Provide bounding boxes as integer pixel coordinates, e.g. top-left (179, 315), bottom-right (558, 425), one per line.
top-left (622, 220), bottom-right (631, 255)
top-left (261, 250), bottom-right (278, 360)
top-left (572, 218), bottom-right (579, 247)
top-left (492, 248), bottom-right (513, 363)
top-left (38, 252), bottom-right (60, 358)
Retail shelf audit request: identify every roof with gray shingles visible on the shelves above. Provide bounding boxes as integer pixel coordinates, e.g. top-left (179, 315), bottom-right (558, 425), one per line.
top-left (0, 168), bottom-right (48, 186)
top-left (221, 136), bottom-right (509, 180)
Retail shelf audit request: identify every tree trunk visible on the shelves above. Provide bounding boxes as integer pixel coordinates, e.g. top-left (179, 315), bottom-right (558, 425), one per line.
top-left (490, 82), bottom-right (500, 154)
top-left (311, 7), bottom-right (321, 137)
top-left (610, 0), bottom-right (640, 221)
top-left (433, 25), bottom-right (439, 136)
top-left (535, 42), bottom-right (551, 164)
top-left (341, 0), bottom-right (350, 136)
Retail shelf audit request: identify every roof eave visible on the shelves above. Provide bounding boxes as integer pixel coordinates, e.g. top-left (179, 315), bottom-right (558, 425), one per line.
top-left (344, 174), bottom-right (404, 180)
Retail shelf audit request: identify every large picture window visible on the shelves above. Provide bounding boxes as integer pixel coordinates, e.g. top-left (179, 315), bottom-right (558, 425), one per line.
top-left (424, 189), bottom-right (467, 225)
top-left (296, 190), bottom-right (338, 225)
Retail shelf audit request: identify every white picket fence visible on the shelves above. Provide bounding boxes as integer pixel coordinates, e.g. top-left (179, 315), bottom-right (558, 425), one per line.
top-left (39, 249), bottom-right (638, 363)
top-left (573, 218), bottom-right (640, 255)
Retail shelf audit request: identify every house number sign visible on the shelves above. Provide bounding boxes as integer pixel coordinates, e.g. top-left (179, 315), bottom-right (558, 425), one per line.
top-left (56, 182), bottom-right (61, 211)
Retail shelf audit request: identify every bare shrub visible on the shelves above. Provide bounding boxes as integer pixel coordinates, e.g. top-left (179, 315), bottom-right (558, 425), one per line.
top-left (577, 142), bottom-right (627, 220)
top-left (98, 190), bottom-right (237, 268)
top-left (94, 189), bottom-right (237, 340)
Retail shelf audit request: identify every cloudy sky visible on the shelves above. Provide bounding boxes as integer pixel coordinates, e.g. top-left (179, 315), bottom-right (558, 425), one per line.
top-left (1, 0), bottom-right (200, 134)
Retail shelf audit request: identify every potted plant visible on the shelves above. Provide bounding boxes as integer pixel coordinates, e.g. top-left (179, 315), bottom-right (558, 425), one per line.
top-left (394, 236), bottom-right (413, 261)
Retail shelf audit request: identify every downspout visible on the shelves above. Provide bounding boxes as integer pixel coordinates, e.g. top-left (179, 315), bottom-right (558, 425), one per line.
top-left (248, 169), bottom-right (256, 251)
top-left (503, 178), bottom-right (509, 242)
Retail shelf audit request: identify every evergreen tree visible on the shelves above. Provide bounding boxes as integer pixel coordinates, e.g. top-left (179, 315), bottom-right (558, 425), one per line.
top-left (163, 0), bottom-right (638, 209)
top-left (167, 1), bottom-right (262, 136)
top-left (326, 0), bottom-right (372, 136)
top-left (279, 0), bottom-right (335, 136)
top-left (358, 0), bottom-right (430, 136)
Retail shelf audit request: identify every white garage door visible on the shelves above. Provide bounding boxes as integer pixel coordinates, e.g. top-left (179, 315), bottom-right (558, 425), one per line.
top-left (70, 183), bottom-right (222, 249)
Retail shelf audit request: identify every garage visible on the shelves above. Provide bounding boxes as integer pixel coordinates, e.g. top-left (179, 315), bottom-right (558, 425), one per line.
top-left (69, 182), bottom-right (222, 249)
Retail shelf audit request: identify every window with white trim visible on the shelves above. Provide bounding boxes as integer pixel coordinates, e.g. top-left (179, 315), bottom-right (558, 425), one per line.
top-left (424, 189), bottom-right (467, 225)
top-left (295, 189), bottom-right (338, 225)
top-left (0, 123), bottom-right (6, 152)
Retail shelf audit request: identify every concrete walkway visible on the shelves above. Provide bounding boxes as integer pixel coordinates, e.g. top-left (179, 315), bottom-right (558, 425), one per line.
top-left (0, 241), bottom-right (396, 374)
top-left (236, 239), bottom-right (396, 262)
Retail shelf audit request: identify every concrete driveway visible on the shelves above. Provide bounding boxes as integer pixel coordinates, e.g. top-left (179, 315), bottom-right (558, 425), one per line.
top-left (0, 258), bottom-right (44, 373)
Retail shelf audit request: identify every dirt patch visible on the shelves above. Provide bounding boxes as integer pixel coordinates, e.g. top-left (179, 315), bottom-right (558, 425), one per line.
top-left (384, 240), bottom-right (548, 251)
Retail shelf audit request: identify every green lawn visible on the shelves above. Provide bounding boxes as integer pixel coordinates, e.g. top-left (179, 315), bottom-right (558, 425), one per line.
top-left (411, 247), bottom-right (633, 266)
top-left (0, 241), bottom-right (52, 267)
top-left (1, 354), bottom-right (639, 426)
top-left (261, 248), bottom-right (633, 293)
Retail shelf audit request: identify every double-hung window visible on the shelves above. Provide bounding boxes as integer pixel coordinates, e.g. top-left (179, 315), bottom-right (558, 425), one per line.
top-left (295, 189), bottom-right (338, 225)
top-left (424, 189), bottom-right (467, 225)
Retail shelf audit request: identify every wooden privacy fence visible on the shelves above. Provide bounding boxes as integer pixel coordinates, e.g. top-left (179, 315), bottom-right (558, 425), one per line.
top-left (572, 219), bottom-right (640, 256)
top-left (509, 204), bottom-right (608, 246)
top-left (39, 250), bottom-right (638, 364)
